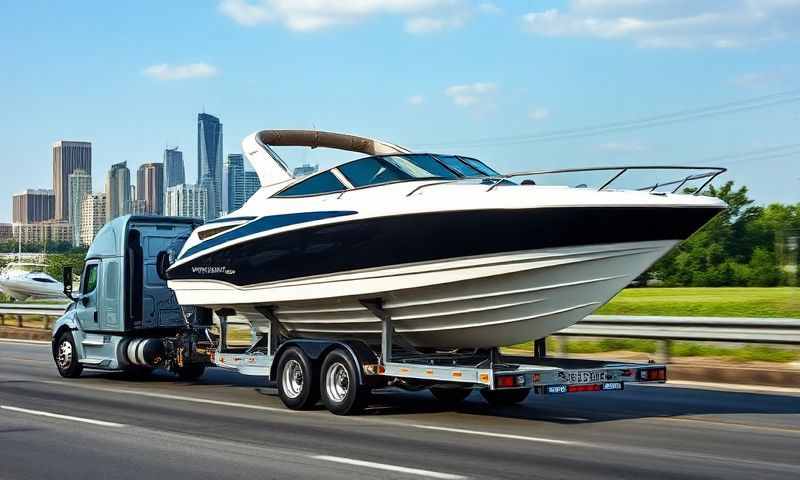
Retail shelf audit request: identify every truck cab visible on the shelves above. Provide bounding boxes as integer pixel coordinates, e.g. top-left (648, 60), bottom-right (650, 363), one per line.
top-left (52, 215), bottom-right (206, 378)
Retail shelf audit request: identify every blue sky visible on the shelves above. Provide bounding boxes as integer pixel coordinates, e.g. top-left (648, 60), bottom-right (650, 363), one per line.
top-left (1, 0), bottom-right (798, 222)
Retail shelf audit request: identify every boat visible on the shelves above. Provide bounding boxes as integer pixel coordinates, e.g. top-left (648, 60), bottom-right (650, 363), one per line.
top-left (0, 262), bottom-right (65, 301)
top-left (165, 130), bottom-right (726, 349)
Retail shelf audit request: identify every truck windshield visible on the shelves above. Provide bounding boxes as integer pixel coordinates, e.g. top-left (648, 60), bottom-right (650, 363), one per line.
top-left (339, 154), bottom-right (459, 188)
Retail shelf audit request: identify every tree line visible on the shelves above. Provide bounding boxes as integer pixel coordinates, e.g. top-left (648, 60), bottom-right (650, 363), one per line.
top-left (648, 181), bottom-right (798, 287)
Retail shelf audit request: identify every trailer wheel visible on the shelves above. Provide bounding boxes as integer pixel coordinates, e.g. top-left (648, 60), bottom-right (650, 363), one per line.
top-left (175, 363), bottom-right (206, 381)
top-left (320, 349), bottom-right (370, 415)
top-left (277, 347), bottom-right (319, 410)
top-left (53, 331), bottom-right (83, 378)
top-left (430, 387), bottom-right (472, 405)
top-left (480, 388), bottom-right (530, 406)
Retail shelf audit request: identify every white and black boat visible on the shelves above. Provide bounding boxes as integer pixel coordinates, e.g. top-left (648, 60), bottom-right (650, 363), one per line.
top-left (0, 262), bottom-right (64, 301)
top-left (166, 130), bottom-right (726, 348)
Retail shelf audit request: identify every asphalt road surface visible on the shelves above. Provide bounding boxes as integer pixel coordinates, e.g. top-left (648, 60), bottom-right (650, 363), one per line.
top-left (1, 340), bottom-right (799, 480)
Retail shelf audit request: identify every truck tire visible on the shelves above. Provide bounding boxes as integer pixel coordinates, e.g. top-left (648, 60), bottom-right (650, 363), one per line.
top-left (277, 347), bottom-right (319, 410)
top-left (53, 331), bottom-right (83, 378)
top-left (431, 387), bottom-right (472, 405)
top-left (480, 388), bottom-right (530, 406)
top-left (320, 349), bottom-right (370, 415)
top-left (175, 363), bottom-right (206, 381)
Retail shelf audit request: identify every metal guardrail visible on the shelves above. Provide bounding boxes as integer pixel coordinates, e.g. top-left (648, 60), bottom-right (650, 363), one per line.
top-left (558, 315), bottom-right (800, 345)
top-left (0, 303), bottom-right (68, 329)
top-left (1, 305), bottom-right (798, 345)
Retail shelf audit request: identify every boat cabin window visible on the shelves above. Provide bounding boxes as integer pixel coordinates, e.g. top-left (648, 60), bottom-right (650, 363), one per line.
top-left (32, 277), bottom-right (56, 283)
top-left (275, 171), bottom-right (346, 197)
top-left (434, 155), bottom-right (483, 177)
top-left (82, 264), bottom-right (98, 294)
top-left (339, 154), bottom-right (459, 188)
top-left (460, 157), bottom-right (500, 176)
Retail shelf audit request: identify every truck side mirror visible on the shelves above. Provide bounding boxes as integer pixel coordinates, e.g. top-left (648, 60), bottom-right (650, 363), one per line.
top-left (62, 266), bottom-right (74, 300)
top-left (156, 251), bottom-right (170, 281)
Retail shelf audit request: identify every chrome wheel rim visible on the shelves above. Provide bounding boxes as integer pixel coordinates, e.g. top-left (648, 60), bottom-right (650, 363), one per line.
top-left (325, 362), bottom-right (350, 403)
top-left (282, 359), bottom-right (304, 399)
top-left (57, 340), bottom-right (73, 370)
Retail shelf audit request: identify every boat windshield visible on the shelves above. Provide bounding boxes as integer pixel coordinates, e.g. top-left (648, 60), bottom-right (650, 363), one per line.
top-left (338, 154), bottom-right (459, 188)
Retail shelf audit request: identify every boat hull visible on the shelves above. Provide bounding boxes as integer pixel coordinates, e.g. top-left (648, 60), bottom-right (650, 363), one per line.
top-left (172, 240), bottom-right (675, 348)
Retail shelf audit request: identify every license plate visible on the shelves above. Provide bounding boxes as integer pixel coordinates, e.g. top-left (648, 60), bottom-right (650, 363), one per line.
top-left (547, 385), bottom-right (568, 394)
top-left (558, 369), bottom-right (608, 384)
top-left (602, 382), bottom-right (623, 391)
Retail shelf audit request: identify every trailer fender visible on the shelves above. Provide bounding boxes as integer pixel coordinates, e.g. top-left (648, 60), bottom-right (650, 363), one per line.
top-left (270, 339), bottom-right (377, 386)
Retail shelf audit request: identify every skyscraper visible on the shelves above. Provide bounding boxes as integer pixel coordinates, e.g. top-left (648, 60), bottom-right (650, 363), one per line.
top-left (137, 162), bottom-right (164, 215)
top-left (80, 192), bottom-right (107, 246)
top-left (164, 147), bottom-right (185, 190)
top-left (165, 184), bottom-right (207, 220)
top-left (12, 189), bottom-right (55, 223)
top-left (197, 113), bottom-right (223, 219)
top-left (244, 170), bottom-right (261, 202)
top-left (106, 161), bottom-right (131, 222)
top-left (223, 153), bottom-right (245, 213)
top-left (68, 169), bottom-right (92, 246)
top-left (53, 141), bottom-right (91, 221)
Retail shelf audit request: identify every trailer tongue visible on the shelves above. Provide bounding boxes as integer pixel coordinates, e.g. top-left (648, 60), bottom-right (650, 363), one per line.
top-left (51, 215), bottom-right (666, 415)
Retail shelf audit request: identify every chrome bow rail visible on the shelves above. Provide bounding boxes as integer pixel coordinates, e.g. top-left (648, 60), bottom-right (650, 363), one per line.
top-left (407, 165), bottom-right (726, 196)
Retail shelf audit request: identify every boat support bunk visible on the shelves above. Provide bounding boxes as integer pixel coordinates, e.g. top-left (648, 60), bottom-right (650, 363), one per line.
top-left (208, 299), bottom-right (667, 414)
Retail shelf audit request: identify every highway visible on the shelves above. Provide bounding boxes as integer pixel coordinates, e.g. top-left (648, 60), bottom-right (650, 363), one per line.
top-left (1, 340), bottom-right (799, 479)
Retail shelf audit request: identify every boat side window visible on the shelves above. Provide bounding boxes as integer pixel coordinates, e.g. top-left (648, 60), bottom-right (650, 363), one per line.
top-left (434, 155), bottom-right (483, 177)
top-left (460, 157), bottom-right (501, 176)
top-left (32, 277), bottom-right (56, 283)
top-left (275, 171), bottom-right (346, 197)
top-left (82, 264), bottom-right (98, 294)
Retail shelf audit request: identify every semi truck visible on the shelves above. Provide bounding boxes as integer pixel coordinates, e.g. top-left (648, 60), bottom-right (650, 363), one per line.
top-left (51, 215), bottom-right (667, 415)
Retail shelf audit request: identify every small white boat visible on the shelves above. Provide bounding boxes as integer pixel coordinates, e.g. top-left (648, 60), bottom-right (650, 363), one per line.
top-left (0, 262), bottom-right (65, 301)
top-left (166, 130), bottom-right (726, 348)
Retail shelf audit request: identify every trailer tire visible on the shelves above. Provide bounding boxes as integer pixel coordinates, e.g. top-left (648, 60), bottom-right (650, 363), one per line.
top-left (430, 387), bottom-right (472, 405)
top-left (277, 347), bottom-right (319, 410)
top-left (480, 388), bottom-right (530, 406)
top-left (320, 349), bottom-right (370, 415)
top-left (175, 363), bottom-right (206, 381)
top-left (54, 331), bottom-right (83, 378)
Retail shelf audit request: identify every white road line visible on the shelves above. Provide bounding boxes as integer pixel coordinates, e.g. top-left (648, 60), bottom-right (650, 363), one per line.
top-left (311, 455), bottom-right (467, 480)
top-left (0, 338), bottom-right (50, 345)
top-left (411, 424), bottom-right (579, 445)
top-left (1, 405), bottom-right (126, 428)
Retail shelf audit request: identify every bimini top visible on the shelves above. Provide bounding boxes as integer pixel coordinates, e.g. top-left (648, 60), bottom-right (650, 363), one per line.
top-left (241, 129), bottom-right (411, 187)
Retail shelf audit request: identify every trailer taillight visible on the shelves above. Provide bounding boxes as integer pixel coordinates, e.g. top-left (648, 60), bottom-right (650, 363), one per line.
top-left (496, 375), bottom-right (526, 388)
top-left (567, 384), bottom-right (603, 393)
top-left (640, 368), bottom-right (666, 381)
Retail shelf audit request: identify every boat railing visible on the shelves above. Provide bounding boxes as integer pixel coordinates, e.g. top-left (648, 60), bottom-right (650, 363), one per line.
top-left (406, 165), bottom-right (726, 196)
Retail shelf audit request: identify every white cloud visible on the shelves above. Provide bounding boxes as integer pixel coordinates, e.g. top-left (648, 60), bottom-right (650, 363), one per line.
top-left (445, 82), bottom-right (497, 107)
top-left (598, 141), bottom-right (647, 153)
top-left (528, 107), bottom-right (550, 120)
top-left (143, 63), bottom-right (219, 80)
top-left (521, 1), bottom-right (800, 48)
top-left (478, 2), bottom-right (502, 15)
top-left (405, 15), bottom-right (465, 33)
top-left (218, 0), bottom-right (467, 32)
top-left (407, 94), bottom-right (425, 105)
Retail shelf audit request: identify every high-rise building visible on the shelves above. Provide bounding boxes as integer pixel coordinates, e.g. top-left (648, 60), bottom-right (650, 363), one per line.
top-left (0, 223), bottom-right (13, 242)
top-left (136, 162), bottom-right (164, 215)
top-left (293, 163), bottom-right (319, 177)
top-left (106, 161), bottom-right (131, 222)
top-left (165, 184), bottom-right (207, 220)
top-left (223, 153), bottom-right (245, 213)
top-left (12, 189), bottom-right (55, 224)
top-left (80, 192), bottom-right (106, 246)
top-left (13, 221), bottom-right (73, 245)
top-left (53, 141), bottom-right (91, 221)
top-left (67, 169), bottom-right (92, 246)
top-left (244, 170), bottom-right (261, 202)
top-left (164, 147), bottom-right (185, 190)
top-left (197, 113), bottom-right (223, 219)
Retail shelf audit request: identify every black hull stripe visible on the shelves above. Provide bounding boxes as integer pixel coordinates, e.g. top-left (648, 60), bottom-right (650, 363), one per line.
top-left (168, 206), bottom-right (723, 287)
